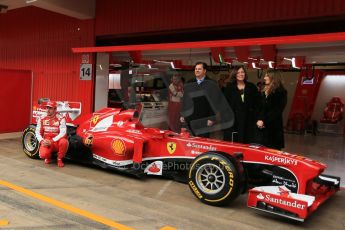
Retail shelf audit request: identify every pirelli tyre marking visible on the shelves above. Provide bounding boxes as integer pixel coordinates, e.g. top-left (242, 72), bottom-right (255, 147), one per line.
top-left (22, 125), bottom-right (39, 159)
top-left (188, 152), bottom-right (241, 206)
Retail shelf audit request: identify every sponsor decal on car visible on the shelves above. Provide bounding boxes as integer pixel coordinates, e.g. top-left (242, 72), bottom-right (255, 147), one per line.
top-left (272, 175), bottom-right (297, 190)
top-left (117, 121), bottom-right (124, 127)
top-left (191, 150), bottom-right (202, 155)
top-left (144, 161), bottom-right (163, 175)
top-left (84, 135), bottom-right (93, 146)
top-left (93, 154), bottom-right (132, 167)
top-left (264, 155), bottom-right (298, 166)
top-left (111, 139), bottom-right (126, 156)
top-left (126, 129), bottom-right (142, 134)
top-left (256, 192), bottom-right (306, 210)
top-left (32, 109), bottom-right (46, 118)
top-left (91, 115), bottom-right (99, 125)
top-left (167, 142), bottom-right (176, 154)
top-left (186, 142), bottom-right (217, 151)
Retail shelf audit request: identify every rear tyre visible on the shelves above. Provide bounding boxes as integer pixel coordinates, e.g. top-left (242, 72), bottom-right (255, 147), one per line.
top-left (188, 152), bottom-right (242, 206)
top-left (22, 125), bottom-right (39, 159)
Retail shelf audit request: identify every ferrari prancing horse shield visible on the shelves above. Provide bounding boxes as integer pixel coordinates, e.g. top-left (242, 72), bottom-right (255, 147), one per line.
top-left (167, 142), bottom-right (176, 154)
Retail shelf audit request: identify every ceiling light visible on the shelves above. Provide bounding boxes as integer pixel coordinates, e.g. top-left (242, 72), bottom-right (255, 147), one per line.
top-left (283, 57), bottom-right (300, 69)
top-left (291, 57), bottom-right (300, 69)
top-left (26, 0), bottom-right (37, 3)
top-left (251, 62), bottom-right (261, 69)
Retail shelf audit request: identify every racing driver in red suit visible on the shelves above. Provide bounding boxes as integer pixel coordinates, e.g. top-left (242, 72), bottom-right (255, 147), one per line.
top-left (35, 101), bottom-right (68, 167)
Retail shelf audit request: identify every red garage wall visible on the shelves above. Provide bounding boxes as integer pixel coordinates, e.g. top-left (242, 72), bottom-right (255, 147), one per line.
top-left (0, 69), bottom-right (32, 132)
top-left (95, 0), bottom-right (345, 36)
top-left (0, 6), bottom-right (95, 117)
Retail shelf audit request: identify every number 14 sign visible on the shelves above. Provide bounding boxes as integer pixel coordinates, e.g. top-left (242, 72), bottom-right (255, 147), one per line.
top-left (80, 64), bottom-right (92, 80)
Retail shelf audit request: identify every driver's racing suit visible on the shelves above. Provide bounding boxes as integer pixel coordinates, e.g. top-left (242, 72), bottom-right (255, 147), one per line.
top-left (35, 113), bottom-right (68, 167)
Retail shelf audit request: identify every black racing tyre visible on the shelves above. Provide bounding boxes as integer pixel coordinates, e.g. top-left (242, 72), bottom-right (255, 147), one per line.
top-left (22, 125), bottom-right (40, 159)
top-left (188, 152), bottom-right (242, 206)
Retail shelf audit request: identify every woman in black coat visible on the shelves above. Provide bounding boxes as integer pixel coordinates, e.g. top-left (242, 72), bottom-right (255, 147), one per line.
top-left (223, 66), bottom-right (260, 143)
top-left (256, 70), bottom-right (287, 150)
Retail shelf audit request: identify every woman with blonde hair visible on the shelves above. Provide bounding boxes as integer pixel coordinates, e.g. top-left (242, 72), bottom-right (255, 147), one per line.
top-left (256, 70), bottom-right (287, 150)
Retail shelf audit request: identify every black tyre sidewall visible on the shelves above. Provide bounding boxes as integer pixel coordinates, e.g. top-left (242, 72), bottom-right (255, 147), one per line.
top-left (22, 125), bottom-right (39, 159)
top-left (188, 152), bottom-right (240, 206)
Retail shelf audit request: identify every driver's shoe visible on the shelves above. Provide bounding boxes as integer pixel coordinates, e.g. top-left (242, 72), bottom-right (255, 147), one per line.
top-left (57, 158), bottom-right (64, 168)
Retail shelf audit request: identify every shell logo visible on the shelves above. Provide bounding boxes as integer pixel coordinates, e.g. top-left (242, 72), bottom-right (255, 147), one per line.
top-left (111, 139), bottom-right (126, 156)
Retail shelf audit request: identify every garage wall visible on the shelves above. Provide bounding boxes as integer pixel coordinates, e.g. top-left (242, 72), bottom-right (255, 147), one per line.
top-left (95, 0), bottom-right (345, 36)
top-left (0, 69), bottom-right (32, 133)
top-left (0, 6), bottom-right (95, 115)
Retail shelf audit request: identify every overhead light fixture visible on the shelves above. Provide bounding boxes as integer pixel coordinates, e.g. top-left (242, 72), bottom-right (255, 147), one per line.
top-left (291, 57), bottom-right (300, 69)
top-left (251, 62), bottom-right (261, 69)
top-left (283, 57), bottom-right (300, 69)
top-left (26, 0), bottom-right (37, 3)
top-left (153, 60), bottom-right (176, 69)
top-left (109, 63), bottom-right (122, 68)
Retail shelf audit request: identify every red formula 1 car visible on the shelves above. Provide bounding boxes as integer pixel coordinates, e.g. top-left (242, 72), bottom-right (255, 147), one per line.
top-left (22, 100), bottom-right (340, 222)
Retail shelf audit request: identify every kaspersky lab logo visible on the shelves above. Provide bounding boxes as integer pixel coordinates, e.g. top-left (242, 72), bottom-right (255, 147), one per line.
top-left (256, 193), bottom-right (306, 210)
top-left (264, 155), bottom-right (298, 166)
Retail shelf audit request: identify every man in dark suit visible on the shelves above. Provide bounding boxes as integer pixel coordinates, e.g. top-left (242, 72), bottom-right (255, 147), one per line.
top-left (180, 62), bottom-right (233, 137)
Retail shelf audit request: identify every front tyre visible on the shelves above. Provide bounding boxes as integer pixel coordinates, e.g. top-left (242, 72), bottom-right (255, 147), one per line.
top-left (22, 125), bottom-right (39, 159)
top-left (188, 152), bottom-right (242, 206)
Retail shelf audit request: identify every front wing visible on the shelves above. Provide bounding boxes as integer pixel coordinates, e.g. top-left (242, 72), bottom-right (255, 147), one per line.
top-left (247, 174), bottom-right (340, 221)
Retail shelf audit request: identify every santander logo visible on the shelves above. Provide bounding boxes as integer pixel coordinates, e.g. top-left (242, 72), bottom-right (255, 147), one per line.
top-left (148, 163), bottom-right (160, 173)
top-left (256, 193), bottom-right (306, 210)
top-left (144, 161), bottom-right (163, 175)
top-left (256, 193), bottom-right (264, 199)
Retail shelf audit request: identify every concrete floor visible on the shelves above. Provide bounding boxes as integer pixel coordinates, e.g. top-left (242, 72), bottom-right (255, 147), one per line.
top-left (0, 133), bottom-right (344, 229)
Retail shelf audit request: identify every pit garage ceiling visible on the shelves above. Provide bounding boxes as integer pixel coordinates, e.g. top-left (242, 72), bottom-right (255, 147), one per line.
top-left (0, 0), bottom-right (95, 19)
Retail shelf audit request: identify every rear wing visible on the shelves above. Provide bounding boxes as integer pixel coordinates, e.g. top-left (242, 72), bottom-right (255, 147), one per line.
top-left (31, 100), bottom-right (82, 126)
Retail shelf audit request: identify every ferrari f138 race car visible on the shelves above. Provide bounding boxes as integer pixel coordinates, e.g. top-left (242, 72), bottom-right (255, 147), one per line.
top-left (22, 100), bottom-right (340, 222)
